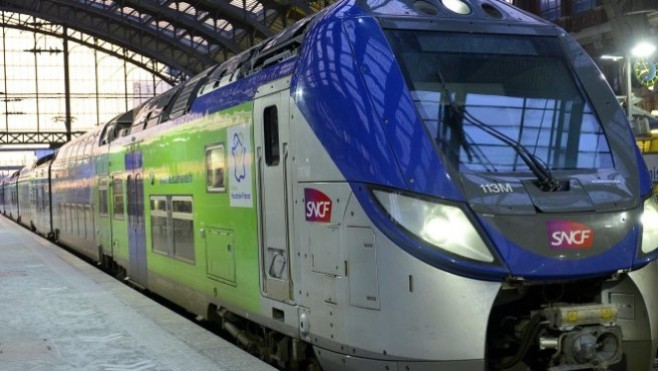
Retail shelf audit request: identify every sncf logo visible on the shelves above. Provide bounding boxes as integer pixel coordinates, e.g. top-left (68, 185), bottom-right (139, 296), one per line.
top-left (305, 188), bottom-right (332, 223)
top-left (547, 220), bottom-right (594, 249)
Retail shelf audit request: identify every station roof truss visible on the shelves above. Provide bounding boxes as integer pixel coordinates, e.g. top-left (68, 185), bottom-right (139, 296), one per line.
top-left (0, 131), bottom-right (85, 148)
top-left (0, 0), bottom-right (335, 84)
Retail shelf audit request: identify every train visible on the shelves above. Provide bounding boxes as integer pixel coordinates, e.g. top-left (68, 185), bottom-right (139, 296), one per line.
top-left (2, 0), bottom-right (658, 369)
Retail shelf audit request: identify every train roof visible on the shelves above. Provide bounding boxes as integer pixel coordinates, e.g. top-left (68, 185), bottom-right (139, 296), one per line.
top-left (59, 0), bottom-right (557, 151)
top-left (334, 0), bottom-right (547, 26)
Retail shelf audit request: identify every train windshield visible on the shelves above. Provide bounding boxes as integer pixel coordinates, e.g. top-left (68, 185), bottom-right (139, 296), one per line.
top-left (385, 30), bottom-right (614, 173)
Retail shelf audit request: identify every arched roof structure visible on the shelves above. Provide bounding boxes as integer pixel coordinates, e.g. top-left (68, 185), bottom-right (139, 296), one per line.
top-left (0, 0), bottom-right (335, 84)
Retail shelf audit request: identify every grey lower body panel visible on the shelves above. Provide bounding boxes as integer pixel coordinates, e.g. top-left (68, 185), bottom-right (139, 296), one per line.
top-left (314, 346), bottom-right (485, 371)
top-left (610, 340), bottom-right (654, 371)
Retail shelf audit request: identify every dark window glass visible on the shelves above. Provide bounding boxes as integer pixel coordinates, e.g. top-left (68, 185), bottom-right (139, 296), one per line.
top-left (385, 30), bottom-right (614, 173)
top-left (149, 196), bottom-right (194, 263)
top-left (150, 196), bottom-right (169, 255)
top-left (99, 188), bottom-right (109, 216)
top-left (264, 106), bottom-right (280, 166)
top-left (113, 178), bottom-right (124, 219)
top-left (205, 144), bottom-right (226, 192)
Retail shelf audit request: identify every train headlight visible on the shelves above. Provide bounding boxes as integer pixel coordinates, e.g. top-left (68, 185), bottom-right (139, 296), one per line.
top-left (641, 196), bottom-right (658, 253)
top-left (373, 190), bottom-right (494, 262)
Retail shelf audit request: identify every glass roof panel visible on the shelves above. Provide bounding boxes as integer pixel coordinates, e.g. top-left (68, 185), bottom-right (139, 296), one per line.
top-left (117, 6), bottom-right (143, 21)
top-left (230, 0), bottom-right (264, 15)
top-left (152, 20), bottom-right (175, 32)
top-left (82, 0), bottom-right (115, 8)
top-left (203, 18), bottom-right (234, 33)
top-left (196, 11), bottom-right (209, 20)
top-left (177, 2), bottom-right (197, 16)
top-left (218, 19), bottom-right (234, 32)
top-left (0, 12), bottom-right (173, 174)
top-left (193, 36), bottom-right (209, 47)
top-left (202, 18), bottom-right (215, 28)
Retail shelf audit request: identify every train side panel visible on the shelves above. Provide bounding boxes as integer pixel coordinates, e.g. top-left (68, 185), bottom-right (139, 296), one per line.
top-left (51, 132), bottom-right (99, 260)
top-left (0, 178), bottom-right (4, 216)
top-left (31, 157), bottom-right (53, 237)
top-left (93, 130), bottom-right (114, 268)
top-left (16, 167), bottom-right (32, 228)
top-left (103, 139), bottom-right (131, 272)
top-left (115, 102), bottom-right (263, 317)
top-left (6, 172), bottom-right (17, 220)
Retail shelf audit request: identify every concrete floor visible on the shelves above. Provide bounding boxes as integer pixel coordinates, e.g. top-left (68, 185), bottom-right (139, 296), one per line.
top-left (0, 216), bottom-right (276, 371)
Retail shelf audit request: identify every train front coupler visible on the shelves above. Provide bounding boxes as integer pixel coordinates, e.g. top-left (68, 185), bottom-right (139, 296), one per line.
top-left (495, 302), bottom-right (623, 370)
top-left (538, 304), bottom-right (622, 370)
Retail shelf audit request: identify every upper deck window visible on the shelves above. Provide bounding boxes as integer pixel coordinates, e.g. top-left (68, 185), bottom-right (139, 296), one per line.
top-left (441, 0), bottom-right (470, 14)
top-left (385, 30), bottom-right (614, 173)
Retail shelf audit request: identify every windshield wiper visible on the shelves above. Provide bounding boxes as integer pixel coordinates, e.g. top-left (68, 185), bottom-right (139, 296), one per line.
top-left (439, 95), bottom-right (499, 172)
top-left (441, 94), bottom-right (473, 162)
top-left (436, 71), bottom-right (562, 192)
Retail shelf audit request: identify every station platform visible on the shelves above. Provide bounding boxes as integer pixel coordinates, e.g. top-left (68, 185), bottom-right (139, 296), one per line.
top-left (0, 216), bottom-right (276, 371)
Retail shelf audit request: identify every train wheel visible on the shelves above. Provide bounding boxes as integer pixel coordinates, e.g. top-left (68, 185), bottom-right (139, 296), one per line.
top-left (304, 358), bottom-right (322, 371)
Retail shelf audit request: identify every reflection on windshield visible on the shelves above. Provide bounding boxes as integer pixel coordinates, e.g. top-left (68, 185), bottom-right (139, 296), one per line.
top-left (385, 30), bottom-right (614, 172)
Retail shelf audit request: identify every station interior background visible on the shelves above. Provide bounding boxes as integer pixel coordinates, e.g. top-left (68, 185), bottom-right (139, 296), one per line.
top-left (0, 0), bottom-right (656, 178)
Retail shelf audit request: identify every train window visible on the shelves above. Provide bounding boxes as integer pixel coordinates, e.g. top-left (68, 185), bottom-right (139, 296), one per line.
top-left (150, 196), bottom-right (169, 255)
top-left (205, 144), bottom-right (226, 192)
top-left (127, 176), bottom-right (133, 220)
top-left (135, 175), bottom-right (144, 230)
top-left (83, 141), bottom-right (92, 165)
top-left (264, 106), bottom-right (280, 166)
top-left (173, 217), bottom-right (195, 262)
top-left (84, 205), bottom-right (92, 240)
top-left (134, 114), bottom-right (148, 132)
top-left (76, 205), bottom-right (82, 237)
top-left (99, 124), bottom-right (110, 146)
top-left (63, 204), bottom-right (68, 233)
top-left (69, 204), bottom-right (74, 233)
top-left (441, 0), bottom-right (471, 14)
top-left (151, 198), bottom-right (167, 211)
top-left (385, 30), bottom-right (614, 172)
top-left (172, 197), bottom-right (194, 263)
top-left (41, 187), bottom-right (48, 212)
top-left (58, 203), bottom-right (64, 233)
top-left (172, 198), bottom-right (193, 214)
top-left (146, 112), bottom-right (160, 129)
top-left (35, 188), bottom-right (41, 212)
top-left (169, 70), bottom-right (211, 119)
top-left (113, 179), bottom-right (124, 219)
top-left (149, 195), bottom-right (195, 263)
top-left (69, 205), bottom-right (75, 234)
top-left (99, 183), bottom-right (109, 217)
top-left (117, 126), bottom-right (130, 138)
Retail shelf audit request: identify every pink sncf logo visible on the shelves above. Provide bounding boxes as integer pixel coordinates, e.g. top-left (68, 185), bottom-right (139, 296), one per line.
top-left (547, 220), bottom-right (594, 249)
top-left (305, 188), bottom-right (332, 223)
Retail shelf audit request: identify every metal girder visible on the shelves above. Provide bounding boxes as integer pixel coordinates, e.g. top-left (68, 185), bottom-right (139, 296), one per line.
top-left (0, 166), bottom-right (22, 171)
top-left (0, 0), bottom-right (339, 167)
top-left (0, 131), bottom-right (84, 146)
top-left (0, 0), bottom-right (335, 80)
top-left (0, 0), bottom-right (214, 77)
top-left (190, 0), bottom-right (276, 39)
top-left (121, 0), bottom-right (241, 52)
top-left (0, 12), bottom-right (176, 84)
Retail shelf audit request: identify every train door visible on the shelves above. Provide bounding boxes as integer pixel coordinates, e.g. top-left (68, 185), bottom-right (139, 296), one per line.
top-left (35, 170), bottom-right (49, 233)
top-left (126, 150), bottom-right (147, 287)
top-left (98, 177), bottom-right (113, 259)
top-left (254, 80), bottom-right (292, 302)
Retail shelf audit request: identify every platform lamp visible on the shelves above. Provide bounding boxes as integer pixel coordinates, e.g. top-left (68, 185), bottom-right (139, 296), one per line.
top-left (627, 41), bottom-right (656, 120)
